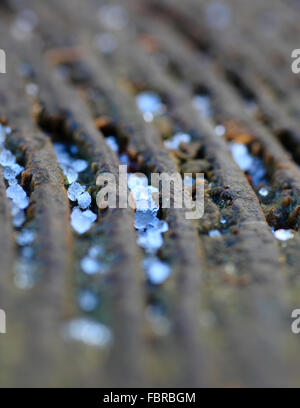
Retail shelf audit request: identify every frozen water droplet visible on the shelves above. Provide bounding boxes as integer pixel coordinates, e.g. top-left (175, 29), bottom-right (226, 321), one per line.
top-left (21, 246), bottom-right (34, 260)
top-left (72, 159), bottom-right (88, 173)
top-left (259, 187), bottom-right (270, 197)
top-left (134, 210), bottom-right (158, 230)
top-left (183, 176), bottom-right (194, 187)
top-left (136, 92), bottom-right (164, 116)
top-left (119, 153), bottom-right (129, 165)
top-left (68, 182), bottom-right (86, 201)
top-left (78, 290), bottom-right (99, 312)
top-left (70, 145), bottom-right (78, 155)
top-left (0, 149), bottom-right (16, 167)
top-left (3, 163), bottom-right (24, 181)
top-left (143, 257), bottom-right (171, 285)
top-left (193, 95), bottom-right (212, 117)
top-left (82, 209), bottom-right (97, 223)
top-left (89, 245), bottom-right (104, 258)
top-left (215, 125), bottom-right (226, 136)
top-left (137, 229), bottom-right (164, 252)
top-left (64, 167), bottom-right (78, 184)
top-left (230, 143), bottom-right (253, 171)
top-left (106, 136), bottom-right (119, 153)
top-left (209, 230), bottom-right (221, 237)
top-left (71, 207), bottom-right (97, 234)
top-left (81, 256), bottom-right (101, 275)
top-left (17, 196), bottom-right (29, 210)
top-left (17, 229), bottom-right (36, 246)
top-left (78, 191), bottom-right (92, 209)
top-left (62, 318), bottom-right (112, 347)
top-left (164, 132), bottom-right (191, 150)
top-left (272, 229), bottom-right (294, 241)
top-left (3, 167), bottom-right (17, 183)
top-left (150, 218), bottom-right (169, 233)
top-left (6, 184), bottom-right (29, 209)
top-left (54, 146), bottom-right (72, 167)
top-left (13, 209), bottom-right (26, 228)
top-left (143, 112), bottom-right (154, 122)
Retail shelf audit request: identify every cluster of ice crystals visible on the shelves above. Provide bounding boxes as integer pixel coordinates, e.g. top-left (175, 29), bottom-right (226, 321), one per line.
top-left (68, 182), bottom-right (92, 210)
top-left (0, 125), bottom-right (29, 227)
top-left (77, 191), bottom-right (92, 209)
top-left (72, 160), bottom-right (88, 173)
top-left (230, 142), bottom-right (266, 187)
top-left (62, 318), bottom-right (112, 348)
top-left (67, 182), bottom-right (85, 201)
top-left (193, 94), bottom-right (212, 117)
top-left (272, 229), bottom-right (294, 241)
top-left (138, 228), bottom-right (164, 251)
top-left (134, 211), bottom-right (159, 230)
top-left (54, 143), bottom-right (88, 185)
top-left (3, 164), bottom-right (24, 185)
top-left (136, 92), bottom-right (165, 122)
top-left (71, 207), bottom-right (97, 235)
top-left (104, 136), bottom-right (171, 285)
top-left (63, 166), bottom-right (78, 184)
top-left (6, 184), bottom-right (29, 209)
top-left (129, 178), bottom-right (159, 213)
top-left (0, 149), bottom-right (16, 166)
top-left (54, 143), bottom-right (96, 233)
top-left (164, 132), bottom-right (191, 150)
top-left (128, 174), bottom-right (171, 285)
top-left (11, 203), bottom-right (26, 228)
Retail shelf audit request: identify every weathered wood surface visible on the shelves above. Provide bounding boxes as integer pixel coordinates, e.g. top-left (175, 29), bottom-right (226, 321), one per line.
top-left (1, 0), bottom-right (300, 387)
